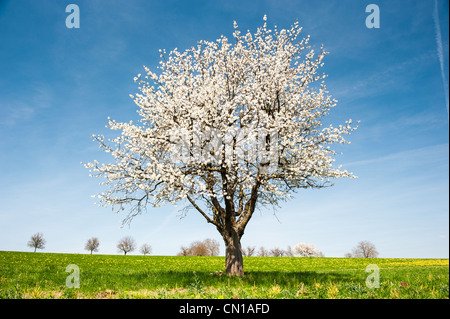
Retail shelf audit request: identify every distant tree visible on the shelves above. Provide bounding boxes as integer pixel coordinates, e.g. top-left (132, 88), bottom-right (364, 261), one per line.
top-left (140, 243), bottom-right (152, 256)
top-left (350, 240), bottom-right (378, 258)
top-left (204, 238), bottom-right (220, 256)
top-left (84, 237), bottom-right (100, 255)
top-left (344, 252), bottom-right (353, 258)
top-left (27, 232), bottom-right (46, 253)
top-left (187, 240), bottom-right (208, 256)
top-left (242, 246), bottom-right (256, 257)
top-left (177, 238), bottom-right (220, 256)
top-left (257, 246), bottom-right (269, 257)
top-left (270, 247), bottom-right (286, 257)
top-left (178, 246), bottom-right (190, 256)
top-left (285, 245), bottom-right (294, 257)
top-left (293, 242), bottom-right (321, 257)
top-left (117, 236), bottom-right (136, 255)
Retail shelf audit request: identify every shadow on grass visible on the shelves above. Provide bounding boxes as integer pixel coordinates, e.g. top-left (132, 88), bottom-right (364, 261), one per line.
top-left (139, 270), bottom-right (359, 289)
top-left (244, 270), bottom-right (357, 285)
top-left (51, 269), bottom-right (363, 293)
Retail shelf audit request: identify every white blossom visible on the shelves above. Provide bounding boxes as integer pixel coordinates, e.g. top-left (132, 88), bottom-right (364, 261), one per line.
top-left (85, 16), bottom-right (357, 230)
top-left (293, 242), bottom-right (321, 257)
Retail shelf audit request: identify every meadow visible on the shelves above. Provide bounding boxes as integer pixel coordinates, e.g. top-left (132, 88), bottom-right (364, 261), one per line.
top-left (0, 251), bottom-right (448, 299)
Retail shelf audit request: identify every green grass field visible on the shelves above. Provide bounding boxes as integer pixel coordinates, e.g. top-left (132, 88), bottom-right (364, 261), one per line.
top-left (0, 251), bottom-right (448, 299)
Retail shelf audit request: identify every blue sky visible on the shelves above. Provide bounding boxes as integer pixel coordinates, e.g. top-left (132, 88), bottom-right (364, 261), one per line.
top-left (0, 0), bottom-right (448, 258)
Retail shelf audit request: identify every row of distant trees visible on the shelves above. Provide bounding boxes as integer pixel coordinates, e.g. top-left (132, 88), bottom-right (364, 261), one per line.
top-left (241, 241), bottom-right (378, 258)
top-left (175, 240), bottom-right (325, 257)
top-left (27, 233), bottom-right (152, 256)
top-left (27, 233), bottom-right (379, 258)
top-left (241, 243), bottom-right (325, 257)
top-left (177, 238), bottom-right (220, 256)
top-left (175, 239), bottom-right (378, 258)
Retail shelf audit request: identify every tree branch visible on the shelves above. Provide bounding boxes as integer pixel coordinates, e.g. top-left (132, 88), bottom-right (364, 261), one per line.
top-left (237, 175), bottom-right (261, 236)
top-left (186, 194), bottom-right (221, 229)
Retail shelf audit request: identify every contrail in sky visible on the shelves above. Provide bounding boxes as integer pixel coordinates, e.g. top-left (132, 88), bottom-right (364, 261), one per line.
top-left (433, 0), bottom-right (449, 118)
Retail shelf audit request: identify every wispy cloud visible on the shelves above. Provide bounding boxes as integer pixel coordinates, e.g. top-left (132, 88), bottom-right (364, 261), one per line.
top-left (330, 51), bottom-right (435, 104)
top-left (433, 0), bottom-right (449, 117)
top-left (0, 82), bottom-right (53, 127)
top-left (345, 142), bottom-right (449, 169)
top-left (0, 104), bottom-right (35, 127)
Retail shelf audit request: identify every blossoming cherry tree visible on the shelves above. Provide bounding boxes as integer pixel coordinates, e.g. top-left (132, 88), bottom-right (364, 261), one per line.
top-left (86, 16), bottom-right (357, 276)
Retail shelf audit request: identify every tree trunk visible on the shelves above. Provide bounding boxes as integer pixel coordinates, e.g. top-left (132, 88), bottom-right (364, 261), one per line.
top-left (223, 230), bottom-right (244, 276)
